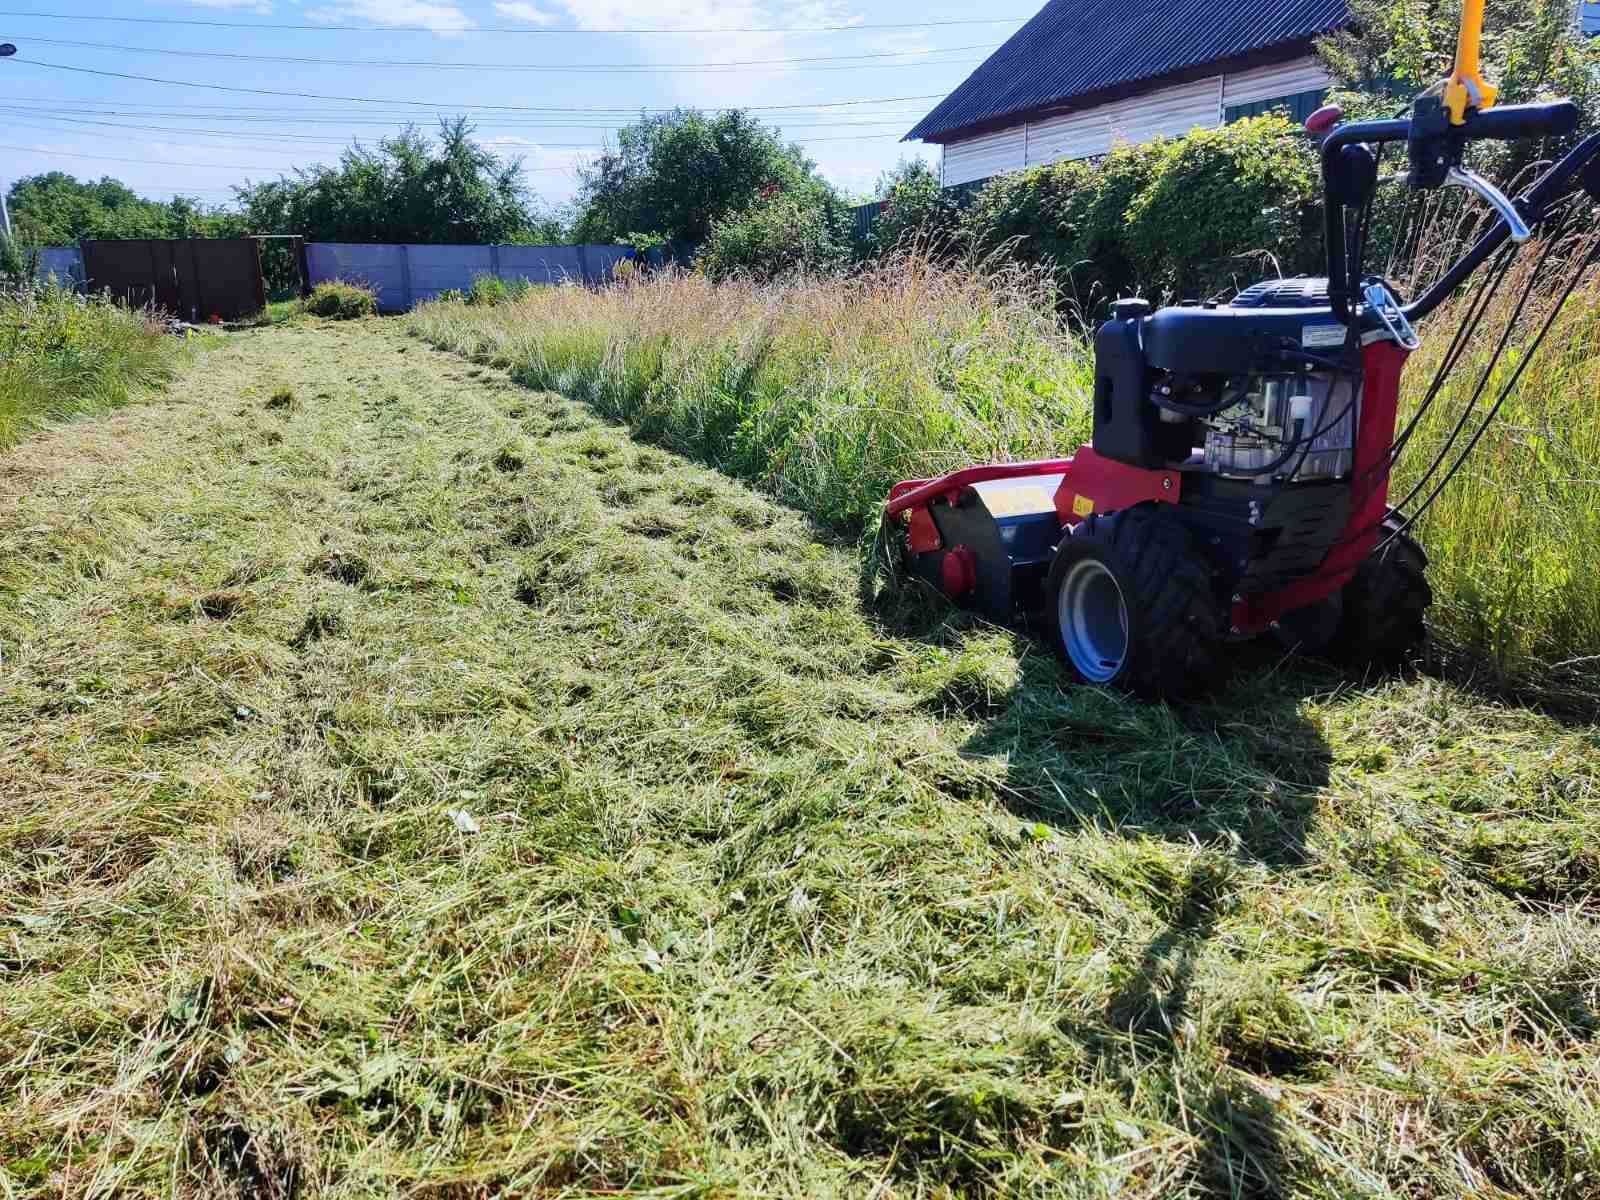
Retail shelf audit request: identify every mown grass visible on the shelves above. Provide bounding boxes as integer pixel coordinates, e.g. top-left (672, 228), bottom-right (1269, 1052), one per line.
top-left (2, 319), bottom-right (1598, 1197)
top-left (0, 283), bottom-right (191, 452)
top-left (407, 252), bottom-right (1600, 695)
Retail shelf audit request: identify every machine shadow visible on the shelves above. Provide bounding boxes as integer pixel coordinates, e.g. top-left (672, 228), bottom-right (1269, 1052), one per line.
top-left (862, 553), bottom-right (1338, 867)
top-left (1092, 862), bottom-right (1294, 1198)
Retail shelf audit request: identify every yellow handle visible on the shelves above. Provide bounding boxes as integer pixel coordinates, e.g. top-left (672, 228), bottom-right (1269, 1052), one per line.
top-left (1442, 0), bottom-right (1498, 124)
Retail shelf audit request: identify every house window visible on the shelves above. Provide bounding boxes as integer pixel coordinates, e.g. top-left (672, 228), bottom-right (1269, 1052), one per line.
top-left (1225, 89), bottom-right (1328, 125)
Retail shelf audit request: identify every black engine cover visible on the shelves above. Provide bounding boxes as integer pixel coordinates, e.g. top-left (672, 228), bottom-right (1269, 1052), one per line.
top-left (1141, 296), bottom-right (1347, 376)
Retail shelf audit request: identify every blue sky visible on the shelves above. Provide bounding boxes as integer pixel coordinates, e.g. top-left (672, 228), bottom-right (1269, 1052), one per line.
top-left (0, 1), bottom-right (1029, 213)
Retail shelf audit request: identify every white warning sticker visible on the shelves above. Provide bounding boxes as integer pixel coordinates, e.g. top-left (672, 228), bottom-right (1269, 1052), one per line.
top-left (1302, 323), bottom-right (1346, 349)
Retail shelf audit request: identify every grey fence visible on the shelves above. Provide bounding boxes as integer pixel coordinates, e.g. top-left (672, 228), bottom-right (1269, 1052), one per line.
top-left (34, 247), bottom-right (85, 285)
top-left (305, 242), bottom-right (631, 311)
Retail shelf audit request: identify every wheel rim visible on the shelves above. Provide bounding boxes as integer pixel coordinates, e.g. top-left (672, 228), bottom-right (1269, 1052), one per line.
top-left (1059, 558), bottom-right (1129, 682)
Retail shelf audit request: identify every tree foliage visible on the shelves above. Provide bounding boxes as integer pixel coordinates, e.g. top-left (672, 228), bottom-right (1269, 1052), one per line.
top-left (6, 173), bottom-right (242, 246)
top-left (959, 117), bottom-right (1320, 309)
top-left (864, 159), bottom-right (964, 257)
top-left (1318, 0), bottom-right (1600, 110)
top-left (572, 109), bottom-right (845, 246)
top-left (234, 118), bottom-right (563, 245)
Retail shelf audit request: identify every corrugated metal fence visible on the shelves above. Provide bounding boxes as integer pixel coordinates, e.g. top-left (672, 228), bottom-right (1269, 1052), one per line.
top-left (305, 242), bottom-right (632, 311)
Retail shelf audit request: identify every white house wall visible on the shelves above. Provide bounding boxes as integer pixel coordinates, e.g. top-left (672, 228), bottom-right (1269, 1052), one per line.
top-left (939, 54), bottom-right (1331, 185)
top-left (1220, 58), bottom-right (1333, 108)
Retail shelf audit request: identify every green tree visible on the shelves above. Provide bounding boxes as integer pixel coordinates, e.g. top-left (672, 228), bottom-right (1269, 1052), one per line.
top-left (234, 118), bottom-right (559, 245)
top-left (572, 109), bottom-right (846, 246)
top-left (6, 173), bottom-right (242, 245)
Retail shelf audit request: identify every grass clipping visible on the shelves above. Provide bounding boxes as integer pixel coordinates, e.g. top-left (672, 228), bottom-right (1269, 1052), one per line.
top-left (2, 318), bottom-right (1599, 1197)
top-left (410, 250), bottom-right (1600, 692)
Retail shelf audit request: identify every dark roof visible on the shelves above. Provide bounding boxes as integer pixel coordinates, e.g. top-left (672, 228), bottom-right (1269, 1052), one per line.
top-left (906, 0), bottom-right (1348, 142)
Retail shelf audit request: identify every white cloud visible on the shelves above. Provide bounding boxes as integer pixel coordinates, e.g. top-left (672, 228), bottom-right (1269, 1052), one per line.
top-left (493, 1), bottom-right (560, 24)
top-left (304, 0), bottom-right (475, 34)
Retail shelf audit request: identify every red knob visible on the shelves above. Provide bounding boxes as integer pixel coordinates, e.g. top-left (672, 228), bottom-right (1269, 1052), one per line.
top-left (1305, 104), bottom-right (1344, 136)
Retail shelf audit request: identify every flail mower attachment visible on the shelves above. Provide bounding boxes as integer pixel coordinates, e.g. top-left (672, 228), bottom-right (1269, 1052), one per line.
top-left (883, 3), bottom-right (1600, 698)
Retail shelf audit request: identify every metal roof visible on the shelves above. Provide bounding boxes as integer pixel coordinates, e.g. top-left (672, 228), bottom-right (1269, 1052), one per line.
top-left (906, 0), bottom-right (1349, 142)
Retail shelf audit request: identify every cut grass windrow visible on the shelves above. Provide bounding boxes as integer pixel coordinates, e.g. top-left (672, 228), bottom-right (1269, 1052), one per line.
top-left (2, 318), bottom-right (1598, 1197)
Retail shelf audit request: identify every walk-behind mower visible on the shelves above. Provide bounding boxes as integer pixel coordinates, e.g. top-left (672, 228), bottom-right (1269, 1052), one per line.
top-left (884, 1), bottom-right (1600, 697)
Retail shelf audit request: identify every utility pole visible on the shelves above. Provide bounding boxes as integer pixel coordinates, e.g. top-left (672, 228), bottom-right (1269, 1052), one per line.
top-left (0, 44), bottom-right (15, 238)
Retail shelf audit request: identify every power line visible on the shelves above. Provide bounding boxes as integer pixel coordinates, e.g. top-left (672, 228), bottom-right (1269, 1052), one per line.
top-left (3, 111), bottom-right (903, 153)
top-left (0, 97), bottom-right (930, 121)
top-left (0, 8), bottom-right (1027, 34)
top-left (0, 105), bottom-right (924, 133)
top-left (0, 141), bottom-right (591, 172)
top-left (1, 58), bottom-right (945, 113)
top-left (5, 34), bottom-right (993, 73)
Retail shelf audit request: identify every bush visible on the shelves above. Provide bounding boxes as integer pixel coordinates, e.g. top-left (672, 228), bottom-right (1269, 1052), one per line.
top-left (0, 235), bottom-right (39, 292)
top-left (1123, 118), bottom-right (1320, 298)
top-left (1, 283), bottom-right (185, 451)
top-left (697, 192), bottom-right (849, 282)
top-left (306, 280), bottom-right (378, 320)
top-left (961, 117), bottom-right (1319, 312)
top-left (465, 274), bottom-right (531, 307)
top-left (865, 160), bottom-right (965, 258)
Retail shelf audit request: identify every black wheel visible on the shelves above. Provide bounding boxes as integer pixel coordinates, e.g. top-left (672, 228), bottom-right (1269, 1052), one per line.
top-left (1045, 504), bottom-right (1227, 699)
top-left (1325, 516), bottom-right (1432, 670)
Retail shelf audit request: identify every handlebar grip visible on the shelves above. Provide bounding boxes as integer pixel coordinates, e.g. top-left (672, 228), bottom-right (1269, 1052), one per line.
top-left (1463, 101), bottom-right (1580, 140)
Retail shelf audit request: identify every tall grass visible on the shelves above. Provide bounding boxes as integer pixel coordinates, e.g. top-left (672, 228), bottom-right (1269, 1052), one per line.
top-left (1396, 230), bottom-right (1600, 693)
top-left (0, 283), bottom-right (185, 452)
top-left (408, 251), bottom-right (1600, 688)
top-left (409, 256), bottom-right (1094, 531)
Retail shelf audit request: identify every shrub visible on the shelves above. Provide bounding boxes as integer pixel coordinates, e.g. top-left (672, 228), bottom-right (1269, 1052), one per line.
top-left (865, 160), bottom-right (965, 258)
top-left (697, 192), bottom-right (849, 282)
top-left (1123, 117), bottom-right (1321, 298)
top-left (961, 117), bottom-right (1319, 312)
top-left (465, 274), bottom-right (531, 307)
top-left (0, 234), bottom-right (39, 292)
top-left (306, 280), bottom-right (378, 319)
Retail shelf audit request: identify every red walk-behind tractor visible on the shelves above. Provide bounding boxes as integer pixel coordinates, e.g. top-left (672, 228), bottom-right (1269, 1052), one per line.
top-left (884, 5), bottom-right (1600, 698)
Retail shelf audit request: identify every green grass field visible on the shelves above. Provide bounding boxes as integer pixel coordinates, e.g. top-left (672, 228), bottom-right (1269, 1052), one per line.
top-left (3, 317), bottom-right (1598, 1198)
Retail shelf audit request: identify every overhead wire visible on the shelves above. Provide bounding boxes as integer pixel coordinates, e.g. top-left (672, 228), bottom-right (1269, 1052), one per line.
top-left (0, 9), bottom-right (1028, 34)
top-left (0, 58), bottom-right (948, 113)
top-left (0, 34), bottom-right (995, 73)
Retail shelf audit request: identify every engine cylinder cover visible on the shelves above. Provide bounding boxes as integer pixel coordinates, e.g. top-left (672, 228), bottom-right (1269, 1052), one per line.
top-left (1203, 370), bottom-right (1358, 482)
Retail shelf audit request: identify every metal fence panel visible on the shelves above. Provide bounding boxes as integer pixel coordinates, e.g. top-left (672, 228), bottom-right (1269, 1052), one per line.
top-left (305, 243), bottom-right (408, 310)
top-left (80, 238), bottom-right (265, 320)
top-left (35, 247), bottom-right (85, 285)
top-left (305, 242), bottom-right (632, 310)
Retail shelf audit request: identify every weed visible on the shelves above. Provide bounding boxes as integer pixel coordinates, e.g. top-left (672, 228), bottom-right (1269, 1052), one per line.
top-left (0, 283), bottom-right (190, 451)
top-left (305, 280), bottom-right (378, 320)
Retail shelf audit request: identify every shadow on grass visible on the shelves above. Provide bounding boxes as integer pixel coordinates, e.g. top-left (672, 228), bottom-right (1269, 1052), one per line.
top-left (862, 544), bottom-right (1335, 867)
